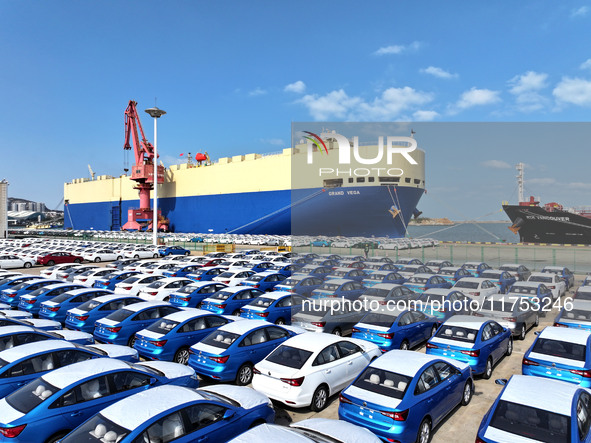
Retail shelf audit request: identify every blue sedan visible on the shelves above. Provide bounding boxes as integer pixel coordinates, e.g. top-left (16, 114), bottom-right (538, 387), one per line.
top-left (339, 350), bottom-right (473, 443)
top-left (186, 266), bottom-right (228, 282)
top-left (426, 316), bottom-right (512, 379)
top-left (309, 279), bottom-right (366, 300)
top-left (0, 325), bottom-right (93, 349)
top-left (522, 326), bottom-right (591, 386)
top-left (273, 275), bottom-right (324, 296)
top-left (268, 263), bottom-right (304, 277)
top-left (554, 299), bottom-right (591, 330)
top-left (352, 307), bottom-right (439, 352)
top-left (162, 264), bottom-right (203, 278)
top-left (158, 246), bottom-right (191, 256)
top-left (65, 295), bottom-right (143, 333)
top-left (437, 266), bottom-right (472, 284)
top-left (480, 270), bottom-right (517, 294)
top-left (241, 271), bottom-right (288, 292)
top-left (200, 287), bottom-right (265, 315)
top-left (38, 288), bottom-right (113, 323)
top-left (92, 270), bottom-right (141, 290)
top-left (403, 274), bottom-right (452, 294)
top-left (188, 320), bottom-right (300, 385)
top-left (0, 275), bottom-right (44, 292)
top-left (134, 309), bottom-right (233, 364)
top-left (93, 302), bottom-right (181, 346)
top-left (361, 271), bottom-right (406, 288)
top-left (17, 283), bottom-right (85, 315)
top-left (168, 282), bottom-right (228, 308)
top-left (0, 358), bottom-right (198, 443)
top-left (240, 292), bottom-right (306, 325)
top-left (461, 261), bottom-right (492, 277)
top-left (0, 278), bottom-right (61, 308)
top-left (60, 384), bottom-right (275, 443)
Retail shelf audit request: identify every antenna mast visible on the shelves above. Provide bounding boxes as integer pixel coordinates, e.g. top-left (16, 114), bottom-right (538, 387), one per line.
top-left (516, 163), bottom-right (524, 203)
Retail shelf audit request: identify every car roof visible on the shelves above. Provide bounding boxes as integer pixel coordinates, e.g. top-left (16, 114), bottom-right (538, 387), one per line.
top-left (102, 385), bottom-right (204, 430)
top-left (422, 288), bottom-right (456, 296)
top-left (542, 266), bottom-right (566, 270)
top-left (529, 272), bottom-right (553, 277)
top-left (59, 288), bottom-right (112, 296)
top-left (161, 308), bottom-right (216, 322)
top-left (370, 283), bottom-right (402, 289)
top-left (539, 326), bottom-right (591, 345)
top-left (371, 350), bottom-right (463, 376)
top-left (570, 300), bottom-right (591, 311)
top-left (443, 315), bottom-right (489, 329)
top-left (91, 295), bottom-right (135, 303)
top-left (0, 339), bottom-right (76, 363)
top-left (509, 282), bottom-right (542, 288)
top-left (0, 325), bottom-right (34, 335)
top-left (219, 319), bottom-right (271, 335)
top-left (321, 278), bottom-right (355, 284)
top-left (254, 292), bottom-right (290, 300)
top-left (217, 286), bottom-right (254, 294)
top-left (408, 273), bottom-right (435, 278)
top-left (279, 332), bottom-right (344, 352)
top-left (43, 358), bottom-right (131, 389)
top-left (118, 301), bottom-right (169, 312)
top-left (455, 277), bottom-right (489, 283)
top-left (500, 374), bottom-right (581, 415)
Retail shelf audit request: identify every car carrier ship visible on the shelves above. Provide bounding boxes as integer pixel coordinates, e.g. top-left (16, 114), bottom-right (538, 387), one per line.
top-left (63, 103), bottom-right (426, 237)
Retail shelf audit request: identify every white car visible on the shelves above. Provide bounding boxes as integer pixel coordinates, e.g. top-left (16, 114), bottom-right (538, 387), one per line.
top-left (124, 259), bottom-right (161, 272)
top-left (252, 332), bottom-right (381, 411)
top-left (0, 255), bottom-right (34, 269)
top-left (137, 277), bottom-right (194, 301)
top-left (123, 247), bottom-right (160, 260)
top-left (452, 277), bottom-right (499, 299)
top-left (72, 268), bottom-right (114, 287)
top-left (213, 268), bottom-right (256, 286)
top-left (528, 272), bottom-right (566, 299)
top-left (40, 263), bottom-right (82, 279)
top-left (113, 274), bottom-right (165, 296)
top-left (83, 249), bottom-right (123, 263)
top-left (141, 262), bottom-right (179, 276)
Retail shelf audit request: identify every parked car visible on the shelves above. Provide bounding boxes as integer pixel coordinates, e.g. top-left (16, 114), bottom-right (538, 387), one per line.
top-left (403, 273), bottom-right (452, 294)
top-left (240, 292), bottom-right (306, 325)
top-left (158, 245), bottom-right (191, 256)
top-left (396, 264), bottom-right (434, 279)
top-left (461, 261), bottom-right (491, 277)
top-left (475, 293), bottom-right (540, 340)
top-left (424, 260), bottom-right (454, 273)
top-left (0, 325), bottom-right (92, 350)
top-left (0, 255), bottom-right (34, 269)
top-left (554, 299), bottom-right (591, 330)
top-left (112, 273), bottom-right (164, 296)
top-left (0, 275), bottom-right (44, 292)
top-left (542, 265), bottom-right (575, 289)
top-left (38, 288), bottom-right (113, 323)
top-left (506, 281), bottom-right (554, 314)
top-left (213, 268), bottom-right (257, 286)
top-left (17, 283), bottom-right (85, 315)
top-left (40, 263), bottom-right (83, 279)
top-left (528, 272), bottom-right (567, 299)
top-left (310, 279), bottom-right (366, 300)
top-left (479, 270), bottom-right (517, 294)
top-left (186, 266), bottom-right (228, 282)
top-left (437, 266), bottom-right (472, 284)
top-left (575, 286), bottom-right (591, 301)
top-left (200, 286), bottom-right (265, 315)
top-left (426, 315), bottom-right (512, 379)
top-left (65, 295), bottom-right (143, 333)
top-left (499, 263), bottom-right (531, 281)
top-left (361, 271), bottom-right (406, 288)
top-left (92, 270), bottom-right (141, 291)
top-left (36, 252), bottom-right (83, 266)
top-left (137, 277), bottom-right (194, 301)
top-left (241, 271), bottom-right (288, 292)
top-left (252, 333), bottom-right (381, 411)
top-left (339, 350), bottom-right (473, 443)
top-left (1, 278), bottom-right (62, 308)
top-left (83, 249), bottom-right (123, 263)
top-left (168, 281), bottom-right (228, 308)
top-left (453, 277), bottom-right (499, 299)
top-left (292, 298), bottom-right (367, 336)
top-left (72, 268), bottom-right (114, 287)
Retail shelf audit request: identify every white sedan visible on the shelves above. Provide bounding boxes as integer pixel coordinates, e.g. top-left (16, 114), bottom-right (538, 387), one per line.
top-left (0, 255), bottom-right (34, 269)
top-left (123, 247), bottom-right (160, 260)
top-left (137, 277), bottom-right (194, 301)
top-left (452, 277), bottom-right (499, 299)
top-left (252, 332), bottom-right (381, 411)
top-left (113, 274), bottom-right (165, 296)
top-left (213, 268), bottom-right (256, 286)
top-left (528, 272), bottom-right (567, 299)
top-left (83, 249), bottom-right (123, 263)
top-left (72, 268), bottom-right (114, 286)
top-left (40, 263), bottom-right (81, 279)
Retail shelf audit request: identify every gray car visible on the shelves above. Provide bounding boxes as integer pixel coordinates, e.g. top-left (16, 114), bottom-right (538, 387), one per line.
top-left (358, 283), bottom-right (417, 306)
top-left (292, 298), bottom-right (366, 336)
top-left (476, 293), bottom-right (539, 340)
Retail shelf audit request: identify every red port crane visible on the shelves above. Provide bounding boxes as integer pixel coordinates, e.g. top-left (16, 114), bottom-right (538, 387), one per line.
top-left (121, 100), bottom-right (169, 231)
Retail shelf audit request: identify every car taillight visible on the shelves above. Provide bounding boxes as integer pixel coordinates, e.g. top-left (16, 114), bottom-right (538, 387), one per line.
top-left (280, 376), bottom-right (305, 386)
top-left (469, 292), bottom-right (479, 296)
top-left (460, 350), bottom-right (480, 357)
top-left (253, 284), bottom-right (260, 288)
top-left (256, 312), bottom-right (269, 317)
top-left (548, 285), bottom-right (555, 289)
top-left (554, 322), bottom-right (568, 327)
top-left (23, 299), bottom-right (36, 304)
top-left (377, 332), bottom-right (394, 339)
top-left (178, 297), bottom-right (190, 302)
top-left (0, 424), bottom-right (26, 437)
top-left (209, 355), bottom-right (229, 364)
top-left (120, 285), bottom-right (132, 290)
top-left (522, 357), bottom-right (539, 366)
top-left (47, 307), bottom-right (60, 312)
top-left (503, 317), bottom-right (517, 322)
top-left (105, 327), bottom-right (122, 333)
top-left (339, 393), bottom-right (353, 404)
top-left (149, 340), bottom-right (168, 347)
top-left (571, 369), bottom-right (591, 378)
top-left (472, 313), bottom-right (484, 317)
top-left (80, 279), bottom-right (87, 282)
top-left (76, 315), bottom-right (89, 321)
top-left (311, 322), bottom-right (326, 327)
top-left (351, 328), bottom-right (360, 333)
top-left (148, 292), bottom-right (158, 296)
top-left (475, 438), bottom-right (486, 443)
top-left (380, 409), bottom-right (409, 421)
top-left (425, 343), bottom-right (438, 349)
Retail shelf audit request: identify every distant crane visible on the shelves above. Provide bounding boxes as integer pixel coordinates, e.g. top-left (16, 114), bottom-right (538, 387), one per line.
top-left (120, 100), bottom-right (169, 231)
top-left (88, 165), bottom-right (96, 180)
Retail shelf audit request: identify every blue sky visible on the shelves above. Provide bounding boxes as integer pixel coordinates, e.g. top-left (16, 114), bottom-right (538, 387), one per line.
top-left (1, 1), bottom-right (591, 219)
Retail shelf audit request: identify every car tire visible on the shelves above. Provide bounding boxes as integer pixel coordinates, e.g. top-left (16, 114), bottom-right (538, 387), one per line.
top-left (174, 347), bottom-right (190, 365)
top-left (311, 385), bottom-right (329, 412)
top-left (378, 245), bottom-right (384, 250)
top-left (430, 325), bottom-right (438, 337)
top-left (134, 255), bottom-right (140, 259)
top-left (483, 357), bottom-right (493, 380)
top-left (232, 309), bottom-right (241, 316)
top-left (275, 318), bottom-right (285, 325)
top-left (400, 340), bottom-right (409, 351)
top-left (24, 262), bottom-right (32, 269)
top-left (46, 260), bottom-right (55, 266)
top-left (505, 338), bottom-right (513, 356)
top-left (94, 257), bottom-right (101, 263)
top-left (185, 251), bottom-right (190, 256)
top-left (46, 431), bottom-right (70, 443)
top-left (117, 256), bottom-right (122, 260)
top-left (461, 380), bottom-right (473, 406)
top-left (74, 258), bottom-right (81, 263)
top-left (534, 315), bottom-right (540, 327)
top-left (416, 418), bottom-right (432, 443)
top-left (127, 335), bottom-right (136, 348)
top-left (519, 324), bottom-right (526, 341)
top-left (153, 254), bottom-right (159, 258)
top-left (236, 363), bottom-right (253, 386)
top-left (331, 328), bottom-right (342, 336)
top-left (167, 252), bottom-right (172, 256)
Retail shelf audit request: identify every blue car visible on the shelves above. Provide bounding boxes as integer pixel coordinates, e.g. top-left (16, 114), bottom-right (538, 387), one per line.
top-left (65, 295), bottom-right (143, 333)
top-left (415, 289), bottom-right (474, 321)
top-left (361, 271), bottom-right (406, 288)
top-left (168, 282), bottom-right (229, 308)
top-left (162, 264), bottom-right (203, 278)
top-left (395, 258), bottom-right (423, 265)
top-left (38, 288), bottom-right (113, 324)
top-left (0, 325), bottom-right (93, 349)
top-left (0, 278), bottom-right (60, 307)
top-left (555, 299), bottom-right (591, 330)
top-left (240, 292), bottom-right (306, 325)
top-left (437, 266), bottom-right (472, 284)
top-left (476, 375), bottom-right (587, 443)
top-left (325, 267), bottom-right (368, 282)
top-left (0, 358), bottom-right (198, 443)
top-left (241, 272), bottom-right (288, 292)
top-left (461, 261), bottom-right (492, 277)
top-left (158, 246), bottom-right (191, 257)
top-left (273, 275), bottom-right (324, 296)
top-left (352, 307), bottom-right (439, 352)
top-left (249, 261), bottom-right (276, 273)
top-left (268, 263), bottom-right (304, 277)
top-left (309, 278), bottom-right (366, 300)
top-left (499, 263), bottom-right (532, 281)
top-left (17, 283), bottom-right (85, 315)
top-left (403, 273), bottom-right (452, 294)
top-left (93, 302), bottom-right (181, 346)
top-left (522, 326), bottom-right (591, 386)
top-left (200, 287), bottom-right (265, 316)
top-left (298, 265), bottom-right (333, 279)
top-left (188, 320), bottom-right (300, 385)
top-left (480, 270), bottom-right (517, 294)
top-left (186, 266), bottom-right (228, 282)
top-left (92, 270), bottom-right (141, 290)
top-left (60, 384), bottom-right (275, 443)
top-left (542, 265), bottom-right (575, 289)
top-left (339, 350), bottom-right (473, 443)
top-left (134, 309), bottom-right (233, 364)
top-left (424, 260), bottom-right (454, 273)
top-left (426, 315), bottom-right (512, 379)
top-left (362, 262), bottom-right (398, 274)
top-left (0, 274), bottom-right (44, 292)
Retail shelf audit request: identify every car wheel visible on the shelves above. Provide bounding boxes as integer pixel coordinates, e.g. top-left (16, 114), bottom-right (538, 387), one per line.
top-left (47, 260), bottom-right (55, 266)
top-left (311, 385), bottom-right (329, 412)
top-left (236, 363), bottom-right (253, 386)
top-left (94, 257), bottom-right (101, 263)
top-left (127, 335), bottom-right (136, 347)
top-left (134, 255), bottom-right (139, 259)
top-left (275, 318), bottom-right (285, 325)
top-left (24, 262), bottom-right (32, 269)
top-left (46, 431), bottom-right (70, 443)
top-left (417, 418), bottom-right (432, 443)
top-left (378, 245), bottom-right (384, 250)
top-left (117, 256), bottom-right (122, 260)
top-left (184, 251), bottom-right (190, 256)
top-left (174, 347), bottom-right (190, 365)
top-left (167, 252), bottom-right (172, 256)
top-left (461, 380), bottom-right (473, 406)
top-left (483, 357), bottom-right (493, 380)
top-left (153, 254), bottom-right (159, 258)
top-left (331, 328), bottom-right (342, 336)
top-left (534, 315), bottom-right (540, 327)
top-left (74, 258), bottom-right (81, 263)
top-left (505, 338), bottom-right (513, 356)
top-left (519, 324), bottom-right (526, 341)
top-left (232, 309), bottom-right (241, 316)
top-left (400, 340), bottom-right (409, 350)
top-left (430, 325), bottom-right (438, 337)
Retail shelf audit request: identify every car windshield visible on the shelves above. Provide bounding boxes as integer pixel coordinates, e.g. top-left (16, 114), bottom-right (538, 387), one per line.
top-left (120, 277), bottom-right (141, 284)
top-left (60, 413), bottom-right (131, 443)
top-left (146, 281), bottom-right (167, 289)
top-left (212, 291), bottom-right (233, 300)
top-left (251, 297), bottom-right (274, 308)
top-left (454, 281), bottom-right (479, 289)
top-left (201, 330), bottom-right (240, 349)
top-left (529, 276), bottom-right (552, 283)
top-left (48, 293), bottom-right (77, 304)
top-left (105, 309), bottom-right (134, 322)
top-left (266, 345), bottom-right (312, 369)
top-left (489, 400), bottom-right (570, 443)
top-left (218, 272), bottom-right (235, 278)
top-left (177, 285), bottom-right (198, 294)
top-left (247, 276), bottom-right (264, 282)
top-left (532, 338), bottom-right (587, 362)
top-left (360, 312), bottom-right (398, 328)
top-left (509, 286), bottom-right (537, 295)
top-left (576, 291), bottom-right (591, 301)
top-left (29, 287), bottom-right (52, 296)
top-left (318, 283), bottom-right (339, 291)
top-left (353, 367), bottom-right (411, 400)
top-left (77, 300), bottom-right (103, 312)
top-left (147, 319), bottom-right (180, 334)
top-left (436, 325), bottom-right (479, 343)
top-left (407, 277), bottom-right (429, 284)
top-left (6, 377), bottom-right (59, 414)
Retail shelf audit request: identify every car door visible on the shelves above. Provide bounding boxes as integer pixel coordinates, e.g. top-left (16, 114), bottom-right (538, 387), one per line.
top-left (480, 323), bottom-right (497, 363)
top-left (433, 361), bottom-right (463, 413)
top-left (414, 364), bottom-right (446, 424)
top-left (398, 312), bottom-right (421, 347)
top-left (410, 310), bottom-right (432, 341)
top-left (178, 317), bottom-right (209, 344)
top-left (490, 321), bottom-right (507, 363)
top-left (336, 340), bottom-right (368, 383)
top-left (312, 343), bottom-right (348, 392)
top-left (59, 374), bottom-right (112, 426)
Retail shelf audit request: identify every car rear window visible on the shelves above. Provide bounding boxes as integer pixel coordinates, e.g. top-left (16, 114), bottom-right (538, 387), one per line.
top-left (247, 276), bottom-right (264, 282)
top-left (212, 291), bottom-right (233, 301)
top-left (147, 319), bottom-right (180, 334)
top-left (529, 276), bottom-right (552, 283)
top-left (353, 367), bottom-right (411, 400)
top-left (436, 325), bottom-right (479, 343)
top-left (509, 286), bottom-right (537, 295)
top-left (201, 330), bottom-right (240, 349)
top-left (318, 283), bottom-right (339, 291)
top-left (408, 277), bottom-right (429, 284)
top-left (489, 400), bottom-right (570, 443)
top-left (250, 297), bottom-right (274, 308)
top-left (360, 312), bottom-right (398, 328)
top-left (77, 300), bottom-right (102, 312)
top-left (6, 378), bottom-right (58, 414)
top-left (454, 281), bottom-right (479, 289)
top-left (266, 345), bottom-right (312, 369)
top-left (105, 309), bottom-right (134, 322)
top-left (146, 281), bottom-right (166, 289)
top-left (532, 338), bottom-right (587, 362)
top-left (218, 272), bottom-right (235, 278)
top-left (120, 277), bottom-right (141, 284)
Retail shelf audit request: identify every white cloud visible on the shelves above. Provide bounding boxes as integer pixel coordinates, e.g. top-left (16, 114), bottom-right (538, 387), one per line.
top-left (482, 160), bottom-right (511, 169)
top-left (571, 6), bottom-right (589, 17)
top-left (528, 177), bottom-right (557, 185)
top-left (567, 182), bottom-right (591, 189)
top-left (374, 41), bottom-right (421, 56)
top-left (580, 59), bottom-right (591, 70)
top-left (298, 90), bottom-right (363, 120)
top-left (553, 77), bottom-right (591, 105)
top-left (451, 87), bottom-right (501, 112)
top-left (507, 71), bottom-right (549, 112)
top-left (420, 66), bottom-right (457, 79)
top-left (248, 87), bottom-right (267, 97)
top-left (260, 138), bottom-right (285, 147)
top-left (284, 81), bottom-right (306, 93)
top-left (412, 110), bottom-right (440, 121)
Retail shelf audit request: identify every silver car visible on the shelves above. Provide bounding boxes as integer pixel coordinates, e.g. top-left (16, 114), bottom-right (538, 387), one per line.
top-left (292, 299), bottom-right (366, 336)
top-left (476, 293), bottom-right (539, 340)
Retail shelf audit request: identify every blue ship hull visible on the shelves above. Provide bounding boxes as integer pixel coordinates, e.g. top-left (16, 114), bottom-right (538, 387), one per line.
top-left (64, 185), bottom-right (424, 237)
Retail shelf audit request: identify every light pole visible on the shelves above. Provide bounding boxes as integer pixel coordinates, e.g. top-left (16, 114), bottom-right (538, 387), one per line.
top-left (144, 106), bottom-right (166, 246)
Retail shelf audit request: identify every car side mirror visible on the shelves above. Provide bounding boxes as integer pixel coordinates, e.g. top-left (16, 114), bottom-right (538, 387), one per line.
top-left (495, 379), bottom-right (508, 385)
top-left (149, 377), bottom-right (157, 385)
top-left (534, 331), bottom-right (540, 335)
top-left (223, 409), bottom-right (235, 420)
